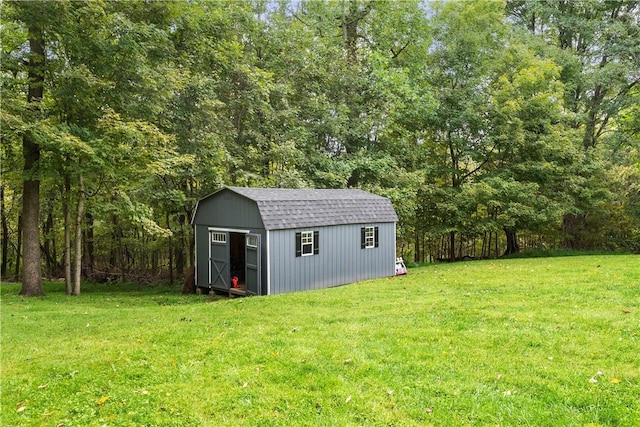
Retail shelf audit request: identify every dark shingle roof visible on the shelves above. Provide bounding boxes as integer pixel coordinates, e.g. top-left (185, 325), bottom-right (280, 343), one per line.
top-left (226, 186), bottom-right (398, 230)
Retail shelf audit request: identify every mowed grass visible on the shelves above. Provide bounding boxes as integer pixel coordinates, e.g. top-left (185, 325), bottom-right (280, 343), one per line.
top-left (1, 255), bottom-right (639, 426)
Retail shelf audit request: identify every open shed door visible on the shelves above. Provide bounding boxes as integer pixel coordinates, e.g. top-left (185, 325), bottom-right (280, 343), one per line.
top-left (245, 234), bottom-right (261, 295)
top-left (209, 230), bottom-right (229, 288)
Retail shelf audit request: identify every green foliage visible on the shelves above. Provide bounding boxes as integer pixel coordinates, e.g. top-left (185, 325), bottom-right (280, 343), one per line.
top-left (1, 0), bottom-right (638, 285)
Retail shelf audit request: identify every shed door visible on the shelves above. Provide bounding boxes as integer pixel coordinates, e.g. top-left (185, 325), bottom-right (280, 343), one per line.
top-left (209, 230), bottom-right (229, 288)
top-left (245, 234), bottom-right (261, 295)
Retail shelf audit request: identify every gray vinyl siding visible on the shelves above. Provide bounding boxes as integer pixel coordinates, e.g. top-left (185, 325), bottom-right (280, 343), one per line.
top-left (194, 225), bottom-right (268, 291)
top-left (192, 187), bottom-right (399, 295)
top-left (268, 223), bottom-right (395, 295)
top-left (193, 190), bottom-right (267, 290)
top-left (192, 190), bottom-right (264, 230)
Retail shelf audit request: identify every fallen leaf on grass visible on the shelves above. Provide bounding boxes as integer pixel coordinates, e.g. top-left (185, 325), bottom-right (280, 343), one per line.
top-left (622, 310), bottom-right (630, 314)
top-left (426, 407), bottom-right (434, 413)
top-left (38, 384), bottom-right (48, 389)
top-left (16, 406), bottom-right (27, 413)
top-left (345, 395), bottom-right (351, 403)
top-left (589, 377), bottom-right (598, 383)
top-left (610, 378), bottom-right (622, 384)
top-left (96, 396), bottom-right (109, 405)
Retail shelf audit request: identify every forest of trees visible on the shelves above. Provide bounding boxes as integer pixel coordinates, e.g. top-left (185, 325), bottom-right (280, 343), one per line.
top-left (2, 0), bottom-right (639, 296)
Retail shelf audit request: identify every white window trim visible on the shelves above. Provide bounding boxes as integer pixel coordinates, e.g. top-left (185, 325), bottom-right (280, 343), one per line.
top-left (211, 232), bottom-right (227, 244)
top-left (364, 226), bottom-right (375, 249)
top-left (207, 227), bottom-right (250, 234)
top-left (301, 231), bottom-right (314, 256)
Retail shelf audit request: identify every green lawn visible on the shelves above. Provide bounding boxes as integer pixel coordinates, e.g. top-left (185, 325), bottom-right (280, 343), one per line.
top-left (2, 255), bottom-right (639, 426)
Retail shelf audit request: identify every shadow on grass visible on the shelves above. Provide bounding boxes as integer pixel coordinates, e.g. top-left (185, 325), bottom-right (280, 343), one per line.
top-left (502, 249), bottom-right (632, 259)
top-left (0, 280), bottom-right (226, 305)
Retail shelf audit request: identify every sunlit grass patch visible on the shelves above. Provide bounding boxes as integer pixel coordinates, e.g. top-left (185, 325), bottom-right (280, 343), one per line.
top-left (2, 255), bottom-right (639, 426)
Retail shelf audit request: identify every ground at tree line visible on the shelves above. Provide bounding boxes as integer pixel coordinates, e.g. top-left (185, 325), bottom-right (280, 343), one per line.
top-left (1, 254), bottom-right (638, 426)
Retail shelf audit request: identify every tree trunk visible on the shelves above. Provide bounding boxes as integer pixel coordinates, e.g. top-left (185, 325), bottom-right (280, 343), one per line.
top-left (64, 176), bottom-right (72, 294)
top-left (113, 214), bottom-right (126, 282)
top-left (1, 185), bottom-right (8, 279)
top-left (166, 212), bottom-right (173, 284)
top-left (176, 214), bottom-right (186, 276)
top-left (20, 25), bottom-right (45, 297)
top-left (42, 209), bottom-right (54, 279)
top-left (21, 146), bottom-right (42, 295)
top-left (449, 231), bottom-right (456, 261)
top-left (481, 231), bottom-right (487, 258)
top-left (562, 213), bottom-right (584, 249)
top-left (84, 211), bottom-right (94, 277)
top-left (14, 215), bottom-right (22, 279)
top-left (73, 174), bottom-right (84, 295)
top-left (503, 227), bottom-right (520, 256)
top-left (188, 225), bottom-right (195, 268)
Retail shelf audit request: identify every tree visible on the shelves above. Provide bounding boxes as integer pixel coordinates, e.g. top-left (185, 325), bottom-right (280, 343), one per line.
top-left (2, 1), bottom-right (182, 293)
top-left (482, 37), bottom-right (577, 255)
top-left (422, 0), bottom-right (510, 260)
top-left (507, 0), bottom-right (640, 249)
top-left (2, 1), bottom-right (57, 295)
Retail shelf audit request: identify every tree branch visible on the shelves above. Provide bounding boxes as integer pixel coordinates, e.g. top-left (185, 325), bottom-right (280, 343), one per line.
top-left (390, 40), bottom-right (411, 59)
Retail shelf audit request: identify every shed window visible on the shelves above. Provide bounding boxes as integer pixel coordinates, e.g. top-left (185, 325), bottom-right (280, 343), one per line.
top-left (361, 226), bottom-right (379, 249)
top-left (247, 235), bottom-right (258, 248)
top-left (211, 232), bottom-right (227, 244)
top-left (296, 231), bottom-right (319, 257)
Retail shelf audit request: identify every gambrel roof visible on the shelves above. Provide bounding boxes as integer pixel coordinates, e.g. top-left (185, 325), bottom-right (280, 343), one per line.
top-left (217, 186), bottom-right (398, 230)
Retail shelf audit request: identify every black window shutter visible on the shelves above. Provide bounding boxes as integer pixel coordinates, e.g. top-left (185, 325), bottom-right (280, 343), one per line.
top-left (313, 231), bottom-right (319, 254)
top-left (374, 227), bottom-right (379, 248)
top-left (361, 228), bottom-right (366, 249)
top-left (295, 232), bottom-right (302, 257)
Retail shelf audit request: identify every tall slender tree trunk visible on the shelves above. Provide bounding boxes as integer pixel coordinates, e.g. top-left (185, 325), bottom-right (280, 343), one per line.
top-left (20, 25), bottom-right (45, 296)
top-left (1, 185), bottom-right (8, 279)
top-left (43, 209), bottom-right (54, 278)
top-left (112, 214), bottom-right (126, 282)
top-left (176, 214), bottom-right (186, 276)
top-left (73, 174), bottom-right (84, 295)
top-left (449, 231), bottom-right (456, 261)
top-left (14, 215), bottom-right (22, 279)
top-left (64, 176), bottom-right (72, 294)
top-left (481, 232), bottom-right (487, 258)
top-left (166, 212), bottom-right (173, 285)
top-left (84, 211), bottom-right (94, 277)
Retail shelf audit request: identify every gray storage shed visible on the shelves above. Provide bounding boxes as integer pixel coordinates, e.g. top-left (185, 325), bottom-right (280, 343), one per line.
top-left (191, 186), bottom-right (399, 296)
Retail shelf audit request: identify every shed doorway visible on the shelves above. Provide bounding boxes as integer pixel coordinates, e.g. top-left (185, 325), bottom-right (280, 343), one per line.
top-left (229, 232), bottom-right (261, 295)
top-left (229, 232), bottom-right (246, 291)
top-left (208, 229), bottom-right (261, 296)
